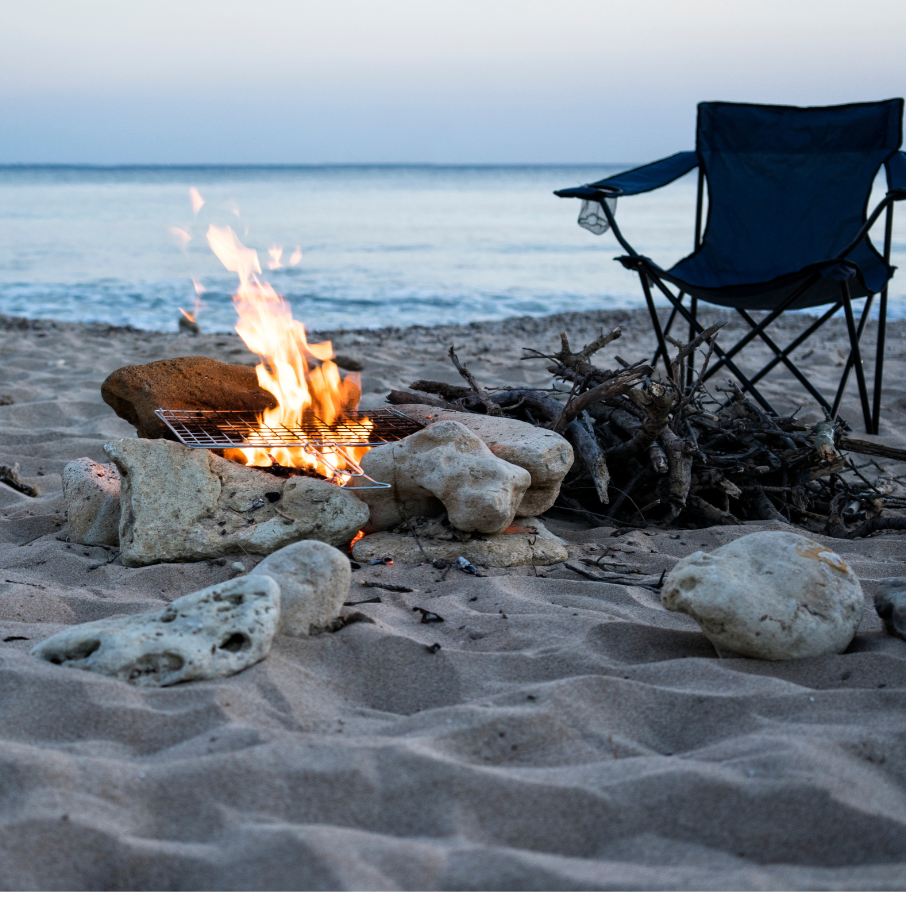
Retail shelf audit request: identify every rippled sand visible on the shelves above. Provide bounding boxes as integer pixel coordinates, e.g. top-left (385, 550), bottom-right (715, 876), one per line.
top-left (2, 308), bottom-right (906, 890)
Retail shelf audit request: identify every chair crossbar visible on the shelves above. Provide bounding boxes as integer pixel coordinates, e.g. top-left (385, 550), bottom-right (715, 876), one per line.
top-left (735, 309), bottom-right (837, 414)
top-left (639, 266), bottom-right (778, 412)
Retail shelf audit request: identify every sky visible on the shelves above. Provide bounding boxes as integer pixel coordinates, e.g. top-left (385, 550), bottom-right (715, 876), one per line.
top-left (1, 0), bottom-right (904, 165)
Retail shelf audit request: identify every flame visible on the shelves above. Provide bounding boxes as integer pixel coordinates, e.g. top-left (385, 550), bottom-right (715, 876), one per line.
top-left (190, 187), bottom-right (205, 215)
top-left (289, 246), bottom-right (302, 266)
top-left (206, 224), bottom-right (369, 483)
top-left (267, 245), bottom-right (284, 270)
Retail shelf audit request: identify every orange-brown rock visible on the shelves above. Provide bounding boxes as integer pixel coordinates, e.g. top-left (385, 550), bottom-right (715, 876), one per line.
top-left (101, 357), bottom-right (278, 439)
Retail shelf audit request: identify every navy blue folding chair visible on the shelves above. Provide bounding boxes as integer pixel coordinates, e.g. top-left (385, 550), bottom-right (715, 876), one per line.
top-left (556, 100), bottom-right (906, 433)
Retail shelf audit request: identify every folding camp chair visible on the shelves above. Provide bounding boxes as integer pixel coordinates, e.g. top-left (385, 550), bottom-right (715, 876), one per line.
top-left (555, 100), bottom-right (906, 433)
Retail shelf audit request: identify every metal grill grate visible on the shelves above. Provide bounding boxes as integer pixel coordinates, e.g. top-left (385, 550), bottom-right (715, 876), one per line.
top-left (154, 407), bottom-right (423, 449)
top-left (153, 407), bottom-right (425, 490)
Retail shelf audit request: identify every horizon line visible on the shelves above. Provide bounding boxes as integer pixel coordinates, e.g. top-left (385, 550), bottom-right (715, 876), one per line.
top-left (0, 161), bottom-right (635, 170)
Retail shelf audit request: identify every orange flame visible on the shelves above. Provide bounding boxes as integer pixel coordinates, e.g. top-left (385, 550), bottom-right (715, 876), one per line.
top-left (206, 225), bottom-right (367, 483)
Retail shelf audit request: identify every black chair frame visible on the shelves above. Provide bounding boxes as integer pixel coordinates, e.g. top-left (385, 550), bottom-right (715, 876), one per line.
top-left (584, 169), bottom-right (903, 434)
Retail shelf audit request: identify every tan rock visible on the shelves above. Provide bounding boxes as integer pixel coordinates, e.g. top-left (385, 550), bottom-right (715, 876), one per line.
top-left (101, 356), bottom-right (279, 439)
top-left (251, 539), bottom-right (352, 636)
top-left (352, 517), bottom-right (568, 568)
top-left (105, 438), bottom-right (369, 566)
top-left (393, 404), bottom-right (573, 516)
top-left (61, 458), bottom-right (121, 546)
top-left (351, 420), bottom-right (531, 534)
top-left (31, 574), bottom-right (281, 687)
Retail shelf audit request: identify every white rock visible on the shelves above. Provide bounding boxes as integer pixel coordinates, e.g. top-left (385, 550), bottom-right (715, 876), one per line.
top-left (352, 517), bottom-right (568, 568)
top-left (105, 438), bottom-right (370, 567)
top-left (61, 458), bottom-right (121, 546)
top-left (661, 530), bottom-right (863, 660)
top-left (874, 578), bottom-right (906, 641)
top-left (231, 562), bottom-right (246, 573)
top-left (394, 404), bottom-right (574, 516)
top-left (251, 539), bottom-right (352, 636)
top-left (352, 420), bottom-right (531, 534)
top-left (30, 574), bottom-right (280, 686)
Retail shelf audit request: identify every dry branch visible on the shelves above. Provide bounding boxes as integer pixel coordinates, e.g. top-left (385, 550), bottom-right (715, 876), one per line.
top-left (388, 321), bottom-right (906, 535)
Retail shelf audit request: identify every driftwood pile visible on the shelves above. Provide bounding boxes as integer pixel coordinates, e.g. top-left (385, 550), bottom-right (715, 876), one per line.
top-left (389, 323), bottom-right (906, 540)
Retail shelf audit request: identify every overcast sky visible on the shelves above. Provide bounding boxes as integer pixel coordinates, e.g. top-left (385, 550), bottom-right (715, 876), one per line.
top-left (2, 0), bottom-right (904, 164)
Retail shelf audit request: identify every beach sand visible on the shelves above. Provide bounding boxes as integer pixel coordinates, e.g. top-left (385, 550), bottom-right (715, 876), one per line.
top-left (2, 307), bottom-right (906, 890)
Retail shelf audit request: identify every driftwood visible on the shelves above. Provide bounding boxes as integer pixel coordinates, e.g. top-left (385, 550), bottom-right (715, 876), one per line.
top-left (390, 323), bottom-right (906, 537)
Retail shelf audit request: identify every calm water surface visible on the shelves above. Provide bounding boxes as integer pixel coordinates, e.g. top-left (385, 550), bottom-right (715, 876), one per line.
top-left (0, 165), bottom-right (903, 333)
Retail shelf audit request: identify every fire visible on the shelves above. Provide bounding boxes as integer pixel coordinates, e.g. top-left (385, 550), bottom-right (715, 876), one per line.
top-left (267, 246), bottom-right (284, 270)
top-left (206, 225), bottom-right (368, 483)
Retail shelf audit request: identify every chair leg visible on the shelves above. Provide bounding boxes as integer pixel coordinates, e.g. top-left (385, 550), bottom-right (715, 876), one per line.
top-left (834, 283), bottom-right (873, 431)
top-left (873, 203), bottom-right (894, 435)
top-left (830, 294), bottom-right (873, 419)
top-left (737, 309), bottom-right (836, 413)
top-left (874, 293), bottom-right (887, 435)
top-left (640, 271), bottom-right (672, 370)
top-left (701, 274), bottom-right (821, 382)
top-left (643, 270), bottom-right (778, 413)
top-left (748, 303), bottom-right (842, 385)
top-left (686, 298), bottom-right (698, 390)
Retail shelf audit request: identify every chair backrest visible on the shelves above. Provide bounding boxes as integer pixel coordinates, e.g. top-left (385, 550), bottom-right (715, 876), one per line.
top-left (695, 100), bottom-right (903, 284)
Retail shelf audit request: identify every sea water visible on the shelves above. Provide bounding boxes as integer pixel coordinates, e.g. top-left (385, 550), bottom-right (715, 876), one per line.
top-left (0, 165), bottom-right (903, 333)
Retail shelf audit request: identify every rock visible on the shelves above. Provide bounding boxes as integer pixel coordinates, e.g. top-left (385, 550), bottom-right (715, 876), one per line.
top-left (105, 438), bottom-right (369, 567)
top-left (874, 578), bottom-right (906, 640)
top-left (352, 517), bottom-right (568, 568)
top-left (101, 356), bottom-right (278, 439)
top-left (351, 421), bottom-right (531, 534)
top-left (393, 404), bottom-right (574, 516)
top-left (61, 458), bottom-right (121, 546)
top-left (251, 539), bottom-right (352, 635)
top-left (661, 530), bottom-right (863, 660)
top-left (31, 574), bottom-right (280, 687)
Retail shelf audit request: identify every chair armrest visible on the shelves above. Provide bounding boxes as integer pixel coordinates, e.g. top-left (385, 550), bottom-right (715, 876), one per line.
top-left (886, 151), bottom-right (906, 200)
top-left (555, 151), bottom-right (698, 199)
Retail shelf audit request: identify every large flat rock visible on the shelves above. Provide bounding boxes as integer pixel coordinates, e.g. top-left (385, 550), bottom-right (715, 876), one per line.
top-left (352, 517), bottom-right (568, 568)
top-left (105, 438), bottom-right (369, 566)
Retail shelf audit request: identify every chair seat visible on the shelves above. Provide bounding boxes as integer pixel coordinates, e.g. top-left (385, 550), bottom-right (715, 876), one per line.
top-left (656, 236), bottom-right (891, 310)
top-left (625, 236), bottom-right (890, 310)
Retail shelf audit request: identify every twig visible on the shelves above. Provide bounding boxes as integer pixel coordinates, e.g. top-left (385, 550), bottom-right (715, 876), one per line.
top-left (563, 562), bottom-right (665, 589)
top-left (449, 346), bottom-right (502, 416)
top-left (361, 580), bottom-right (416, 593)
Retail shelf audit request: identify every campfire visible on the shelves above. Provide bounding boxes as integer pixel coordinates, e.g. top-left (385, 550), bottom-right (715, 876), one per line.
top-left (157, 224), bottom-right (424, 488)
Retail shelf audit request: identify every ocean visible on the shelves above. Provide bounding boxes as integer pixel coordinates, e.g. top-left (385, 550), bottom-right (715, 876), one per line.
top-left (0, 165), bottom-right (903, 334)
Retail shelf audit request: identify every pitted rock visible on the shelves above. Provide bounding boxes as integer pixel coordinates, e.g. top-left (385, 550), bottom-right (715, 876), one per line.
top-left (393, 404), bottom-right (573, 516)
top-left (351, 420), bottom-right (531, 534)
top-left (105, 437), bottom-right (369, 566)
top-left (31, 574), bottom-right (280, 687)
top-left (352, 517), bottom-right (567, 568)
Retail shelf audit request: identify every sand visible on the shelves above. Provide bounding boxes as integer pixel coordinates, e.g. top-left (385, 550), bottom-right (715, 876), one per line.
top-left (2, 307), bottom-right (906, 890)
